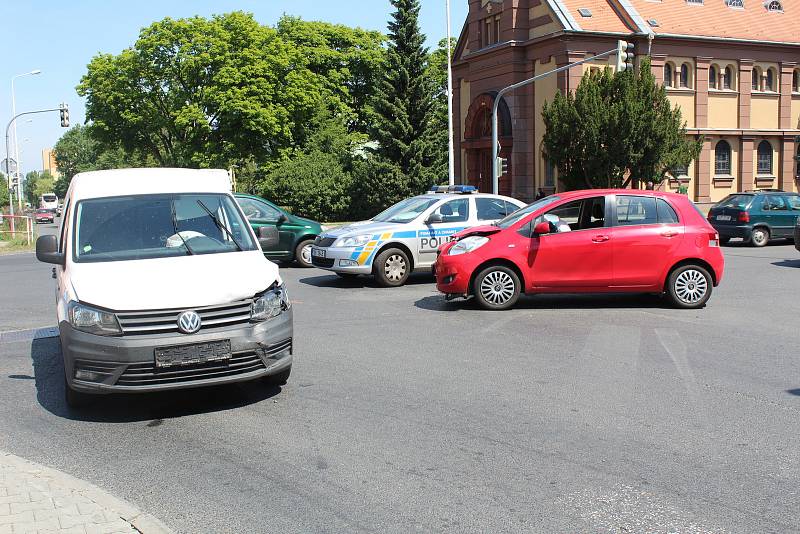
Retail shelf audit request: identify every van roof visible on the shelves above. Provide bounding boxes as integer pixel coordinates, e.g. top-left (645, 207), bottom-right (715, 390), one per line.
top-left (67, 168), bottom-right (232, 201)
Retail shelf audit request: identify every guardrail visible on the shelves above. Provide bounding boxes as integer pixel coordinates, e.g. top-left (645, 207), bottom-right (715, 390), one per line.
top-left (0, 214), bottom-right (36, 245)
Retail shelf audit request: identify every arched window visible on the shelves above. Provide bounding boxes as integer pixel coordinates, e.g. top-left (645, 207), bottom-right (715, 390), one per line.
top-left (724, 66), bottom-right (734, 89)
top-left (766, 0), bottom-right (783, 11)
top-left (709, 65), bottom-right (718, 89)
top-left (757, 140), bottom-right (773, 175)
top-left (765, 69), bottom-right (775, 91)
top-left (664, 63), bottom-right (673, 88)
top-left (794, 70), bottom-right (800, 93)
top-left (752, 67), bottom-right (762, 91)
top-left (680, 63), bottom-right (690, 88)
top-left (715, 140), bottom-right (732, 175)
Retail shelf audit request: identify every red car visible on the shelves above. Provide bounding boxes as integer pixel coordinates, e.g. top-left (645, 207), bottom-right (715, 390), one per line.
top-left (434, 190), bottom-right (724, 310)
top-left (34, 208), bottom-right (55, 224)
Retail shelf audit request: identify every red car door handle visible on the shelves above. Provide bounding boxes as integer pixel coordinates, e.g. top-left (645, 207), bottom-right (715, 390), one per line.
top-left (661, 231), bottom-right (678, 238)
top-left (592, 235), bottom-right (610, 243)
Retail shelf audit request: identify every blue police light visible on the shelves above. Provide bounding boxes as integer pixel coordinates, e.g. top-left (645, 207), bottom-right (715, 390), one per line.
top-left (448, 185), bottom-right (478, 194)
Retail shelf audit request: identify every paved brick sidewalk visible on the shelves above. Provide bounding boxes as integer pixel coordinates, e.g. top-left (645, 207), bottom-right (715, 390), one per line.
top-left (0, 451), bottom-right (172, 534)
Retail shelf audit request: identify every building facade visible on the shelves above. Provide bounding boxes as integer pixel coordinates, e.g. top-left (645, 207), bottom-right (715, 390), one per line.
top-left (42, 148), bottom-right (60, 179)
top-left (452, 0), bottom-right (800, 203)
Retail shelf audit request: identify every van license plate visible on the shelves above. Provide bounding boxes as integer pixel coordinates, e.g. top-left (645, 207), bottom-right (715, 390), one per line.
top-left (716, 215), bottom-right (732, 221)
top-left (155, 340), bottom-right (232, 369)
top-left (312, 248), bottom-right (326, 258)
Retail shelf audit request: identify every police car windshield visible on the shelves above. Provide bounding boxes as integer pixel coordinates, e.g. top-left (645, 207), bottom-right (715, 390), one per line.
top-left (372, 197), bottom-right (440, 224)
top-left (496, 196), bottom-right (561, 229)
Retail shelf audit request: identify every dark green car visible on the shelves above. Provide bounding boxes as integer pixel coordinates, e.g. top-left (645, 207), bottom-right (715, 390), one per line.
top-left (235, 193), bottom-right (322, 267)
top-left (708, 190), bottom-right (800, 247)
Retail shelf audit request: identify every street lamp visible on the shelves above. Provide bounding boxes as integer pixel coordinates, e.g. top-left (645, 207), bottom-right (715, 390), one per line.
top-left (446, 0), bottom-right (455, 186)
top-left (11, 70), bottom-right (42, 211)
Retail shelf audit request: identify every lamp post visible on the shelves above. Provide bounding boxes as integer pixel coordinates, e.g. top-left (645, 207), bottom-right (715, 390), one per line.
top-left (11, 70), bottom-right (42, 211)
top-left (446, 0), bottom-right (455, 186)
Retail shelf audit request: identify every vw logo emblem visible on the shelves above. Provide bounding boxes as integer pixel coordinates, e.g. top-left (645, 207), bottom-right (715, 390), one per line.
top-left (177, 311), bottom-right (202, 334)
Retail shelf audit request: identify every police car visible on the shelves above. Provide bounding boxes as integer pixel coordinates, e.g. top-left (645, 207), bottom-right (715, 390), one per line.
top-left (310, 186), bottom-right (525, 287)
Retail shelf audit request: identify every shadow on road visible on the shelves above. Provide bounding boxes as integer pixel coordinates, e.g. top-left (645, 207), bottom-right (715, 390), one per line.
top-left (31, 337), bottom-right (282, 423)
top-left (787, 389), bottom-right (800, 397)
top-left (723, 240), bottom-right (794, 248)
top-left (300, 272), bottom-right (434, 289)
top-left (772, 260), bottom-right (800, 268)
top-left (415, 292), bottom-right (670, 312)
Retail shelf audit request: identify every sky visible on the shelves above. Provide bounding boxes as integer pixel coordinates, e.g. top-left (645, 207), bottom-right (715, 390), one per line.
top-left (0, 0), bottom-right (468, 179)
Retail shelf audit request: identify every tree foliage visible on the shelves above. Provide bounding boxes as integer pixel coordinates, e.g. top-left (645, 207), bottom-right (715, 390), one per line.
top-left (542, 58), bottom-right (701, 189)
top-left (369, 0), bottom-right (438, 193)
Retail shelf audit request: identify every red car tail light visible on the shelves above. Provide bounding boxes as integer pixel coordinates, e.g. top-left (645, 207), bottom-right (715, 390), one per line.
top-left (738, 212), bottom-right (750, 223)
top-left (708, 231), bottom-right (720, 248)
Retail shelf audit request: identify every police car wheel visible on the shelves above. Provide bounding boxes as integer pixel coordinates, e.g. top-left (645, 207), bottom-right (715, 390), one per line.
top-left (374, 248), bottom-right (410, 287)
top-left (474, 266), bottom-right (520, 311)
top-left (295, 239), bottom-right (315, 268)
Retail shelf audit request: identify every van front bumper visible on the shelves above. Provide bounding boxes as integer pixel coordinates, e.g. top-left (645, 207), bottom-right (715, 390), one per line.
top-left (60, 310), bottom-right (293, 394)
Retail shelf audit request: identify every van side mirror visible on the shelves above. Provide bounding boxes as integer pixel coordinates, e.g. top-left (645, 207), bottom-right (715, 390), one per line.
top-left (36, 235), bottom-right (64, 265)
top-left (258, 226), bottom-right (279, 249)
top-left (533, 221), bottom-right (552, 236)
top-left (426, 213), bottom-right (443, 225)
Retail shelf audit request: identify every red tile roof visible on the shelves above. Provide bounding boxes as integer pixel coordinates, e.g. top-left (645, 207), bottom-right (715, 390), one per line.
top-left (557, 0), bottom-right (800, 45)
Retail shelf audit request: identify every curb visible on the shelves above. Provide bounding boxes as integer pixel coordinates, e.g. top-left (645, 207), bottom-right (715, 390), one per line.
top-left (0, 450), bottom-right (174, 533)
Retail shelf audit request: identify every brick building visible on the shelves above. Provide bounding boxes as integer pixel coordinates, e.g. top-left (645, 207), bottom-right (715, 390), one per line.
top-left (452, 0), bottom-right (800, 202)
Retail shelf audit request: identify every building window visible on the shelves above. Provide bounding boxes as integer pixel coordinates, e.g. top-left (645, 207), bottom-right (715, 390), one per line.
top-left (709, 66), bottom-right (718, 89)
top-left (765, 68), bottom-right (776, 91)
top-left (715, 140), bottom-right (732, 175)
top-left (494, 17), bottom-right (501, 44)
top-left (672, 164), bottom-right (689, 178)
top-left (757, 140), bottom-right (773, 175)
top-left (545, 157), bottom-right (555, 187)
top-left (794, 70), bottom-right (800, 93)
top-left (664, 63), bottom-right (673, 88)
top-left (724, 66), bottom-right (734, 89)
top-left (752, 67), bottom-right (762, 91)
top-left (680, 64), bottom-right (691, 88)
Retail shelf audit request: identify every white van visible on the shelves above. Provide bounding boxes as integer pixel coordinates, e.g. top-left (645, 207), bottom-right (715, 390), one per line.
top-left (36, 168), bottom-right (293, 408)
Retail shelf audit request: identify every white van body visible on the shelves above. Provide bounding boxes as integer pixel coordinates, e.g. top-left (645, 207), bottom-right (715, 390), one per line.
top-left (39, 168), bottom-right (293, 406)
top-left (40, 193), bottom-right (58, 210)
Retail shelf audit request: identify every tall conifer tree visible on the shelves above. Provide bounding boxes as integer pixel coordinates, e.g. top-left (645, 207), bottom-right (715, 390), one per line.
top-left (370, 0), bottom-right (436, 192)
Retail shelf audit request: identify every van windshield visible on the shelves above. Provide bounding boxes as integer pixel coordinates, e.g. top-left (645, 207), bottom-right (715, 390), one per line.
top-left (73, 193), bottom-right (257, 263)
top-left (42, 194), bottom-right (57, 203)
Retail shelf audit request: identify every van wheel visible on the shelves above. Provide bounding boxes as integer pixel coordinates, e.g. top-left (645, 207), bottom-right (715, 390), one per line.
top-left (750, 227), bottom-right (769, 247)
top-left (666, 265), bottom-right (712, 309)
top-left (473, 266), bottom-right (521, 311)
top-left (264, 366), bottom-right (291, 387)
top-left (374, 248), bottom-right (410, 287)
top-left (295, 239), bottom-right (315, 268)
top-left (64, 378), bottom-right (92, 409)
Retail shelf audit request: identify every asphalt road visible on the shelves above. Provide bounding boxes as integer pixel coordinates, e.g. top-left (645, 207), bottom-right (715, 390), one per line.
top-left (1, 224), bottom-right (799, 533)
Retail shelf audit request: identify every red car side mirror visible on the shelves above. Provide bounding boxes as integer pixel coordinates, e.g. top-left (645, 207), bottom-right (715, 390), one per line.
top-left (533, 221), bottom-right (552, 236)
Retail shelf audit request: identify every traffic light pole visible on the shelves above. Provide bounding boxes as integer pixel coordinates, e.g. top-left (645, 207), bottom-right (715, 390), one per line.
top-left (491, 46), bottom-right (626, 195)
top-left (4, 107), bottom-right (64, 234)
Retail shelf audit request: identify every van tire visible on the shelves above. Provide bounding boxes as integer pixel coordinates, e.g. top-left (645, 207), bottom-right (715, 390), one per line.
top-left (666, 264), bottom-right (712, 309)
top-left (750, 227), bottom-right (769, 247)
top-left (295, 239), bottom-right (315, 268)
top-left (373, 248), bottom-right (411, 287)
top-left (64, 378), bottom-right (92, 409)
top-left (264, 366), bottom-right (291, 387)
top-left (473, 265), bottom-right (521, 311)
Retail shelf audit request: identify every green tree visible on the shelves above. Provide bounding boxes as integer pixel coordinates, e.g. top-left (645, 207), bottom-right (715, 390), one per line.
top-left (542, 58), bottom-right (700, 189)
top-left (24, 171), bottom-right (41, 205)
top-left (370, 0), bottom-right (437, 192)
top-left (423, 37), bottom-right (457, 185)
top-left (33, 173), bottom-right (55, 200)
top-left (276, 16), bottom-right (386, 134)
top-left (0, 175), bottom-right (8, 208)
top-left (79, 12), bottom-right (325, 169)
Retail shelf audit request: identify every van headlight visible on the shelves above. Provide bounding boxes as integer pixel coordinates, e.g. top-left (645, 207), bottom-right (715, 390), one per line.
top-left (448, 236), bottom-right (489, 256)
top-left (334, 234), bottom-right (372, 248)
top-left (251, 283), bottom-right (291, 322)
top-left (68, 301), bottom-right (122, 336)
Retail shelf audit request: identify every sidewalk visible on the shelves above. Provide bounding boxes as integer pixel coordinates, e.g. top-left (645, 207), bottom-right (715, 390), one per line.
top-left (0, 451), bottom-right (172, 534)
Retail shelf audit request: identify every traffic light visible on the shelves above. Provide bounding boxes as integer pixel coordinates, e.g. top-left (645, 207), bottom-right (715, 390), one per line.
top-left (59, 103), bottom-right (69, 127)
top-left (495, 157), bottom-right (509, 176)
top-left (616, 40), bottom-right (635, 72)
